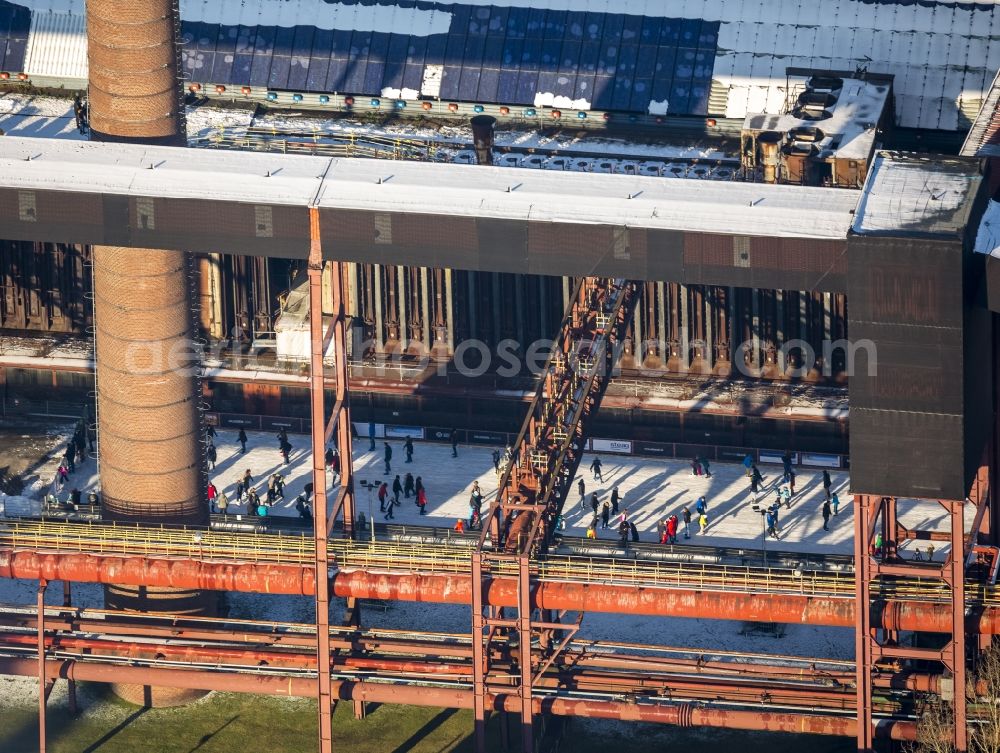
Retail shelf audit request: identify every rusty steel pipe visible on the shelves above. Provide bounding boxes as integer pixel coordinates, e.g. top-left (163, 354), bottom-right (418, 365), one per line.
top-left (0, 657), bottom-right (918, 740)
top-left (3, 550), bottom-right (999, 633)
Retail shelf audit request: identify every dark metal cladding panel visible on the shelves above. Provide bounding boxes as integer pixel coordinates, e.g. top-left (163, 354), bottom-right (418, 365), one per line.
top-left (525, 222), bottom-right (647, 278)
top-left (476, 218), bottom-right (526, 273)
top-left (318, 208), bottom-right (481, 269)
top-left (850, 409), bottom-right (966, 499)
top-left (646, 229), bottom-right (685, 280)
top-left (679, 233), bottom-right (847, 291)
top-left (986, 255), bottom-right (1000, 313)
top-left (287, 26), bottom-right (315, 90)
top-left (0, 5), bottom-right (13, 71)
top-left (267, 55), bottom-right (292, 90)
top-left (382, 33), bottom-right (410, 92)
top-left (306, 30), bottom-right (333, 91)
top-left (847, 233), bottom-right (987, 500)
top-left (248, 27), bottom-right (275, 87)
top-left (401, 36), bottom-right (427, 92)
top-left (127, 199), bottom-right (311, 258)
top-left (0, 188), bottom-right (105, 245)
top-left (363, 32), bottom-right (390, 95)
top-left (209, 26), bottom-right (238, 83)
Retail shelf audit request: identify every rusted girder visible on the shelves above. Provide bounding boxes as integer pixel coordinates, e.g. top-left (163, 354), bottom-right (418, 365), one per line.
top-left (2, 550), bottom-right (995, 633)
top-left (0, 657), bottom-right (917, 740)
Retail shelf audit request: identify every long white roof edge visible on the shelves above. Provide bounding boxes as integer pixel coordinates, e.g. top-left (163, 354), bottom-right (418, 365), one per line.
top-left (0, 135), bottom-right (862, 240)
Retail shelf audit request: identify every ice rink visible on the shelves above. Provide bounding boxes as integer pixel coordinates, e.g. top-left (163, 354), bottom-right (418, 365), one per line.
top-left (40, 427), bottom-right (866, 554)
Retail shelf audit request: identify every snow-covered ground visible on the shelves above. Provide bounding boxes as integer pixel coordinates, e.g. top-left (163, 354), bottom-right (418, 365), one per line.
top-left (19, 427), bottom-right (970, 558)
top-left (26, 427), bottom-right (860, 552)
top-left (0, 93), bottom-right (84, 141)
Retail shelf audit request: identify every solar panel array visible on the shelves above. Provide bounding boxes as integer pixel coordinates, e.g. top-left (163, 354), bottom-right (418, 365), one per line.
top-left (177, 5), bottom-right (719, 115)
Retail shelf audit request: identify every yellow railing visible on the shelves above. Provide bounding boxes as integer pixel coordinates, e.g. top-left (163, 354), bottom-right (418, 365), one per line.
top-left (0, 520), bottom-right (993, 604)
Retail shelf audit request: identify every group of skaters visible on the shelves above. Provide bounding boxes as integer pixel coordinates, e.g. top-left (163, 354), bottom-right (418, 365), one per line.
top-left (572, 450), bottom-right (843, 546)
top-left (373, 471), bottom-right (429, 520)
top-left (48, 421), bottom-right (97, 511)
top-left (206, 425), bottom-right (309, 519)
top-left (200, 425), bottom-right (845, 543)
top-left (53, 420), bottom-right (91, 490)
top-left (743, 452), bottom-right (842, 539)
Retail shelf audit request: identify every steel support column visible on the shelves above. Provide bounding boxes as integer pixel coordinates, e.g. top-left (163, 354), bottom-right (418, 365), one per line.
top-left (471, 551), bottom-right (488, 753)
top-left (854, 495), bottom-right (874, 753)
top-left (37, 578), bottom-right (47, 753)
top-left (947, 498), bottom-right (968, 750)
top-left (518, 554), bottom-right (533, 753)
top-left (308, 207), bottom-right (333, 753)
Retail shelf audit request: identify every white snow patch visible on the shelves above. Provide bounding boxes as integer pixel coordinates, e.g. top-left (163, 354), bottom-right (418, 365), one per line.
top-left (420, 65), bottom-right (443, 98)
top-left (647, 99), bottom-right (669, 116)
top-left (533, 91), bottom-right (591, 111)
top-left (380, 87), bottom-right (420, 101)
top-left (975, 200), bottom-right (1000, 257)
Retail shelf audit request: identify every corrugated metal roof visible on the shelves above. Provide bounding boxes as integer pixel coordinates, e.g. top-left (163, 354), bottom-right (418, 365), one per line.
top-left (23, 8), bottom-right (85, 79)
top-left (0, 0), bottom-right (998, 131)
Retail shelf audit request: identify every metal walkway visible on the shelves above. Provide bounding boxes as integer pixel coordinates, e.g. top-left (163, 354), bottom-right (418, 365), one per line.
top-left (0, 518), bottom-right (993, 604)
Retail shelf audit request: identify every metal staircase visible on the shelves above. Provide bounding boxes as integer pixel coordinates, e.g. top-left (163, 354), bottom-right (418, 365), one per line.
top-left (471, 276), bottom-right (640, 753)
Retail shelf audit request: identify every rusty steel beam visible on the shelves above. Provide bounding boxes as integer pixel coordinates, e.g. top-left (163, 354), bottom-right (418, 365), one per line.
top-left (36, 580), bottom-right (46, 753)
top-left (3, 549), bottom-right (999, 632)
top-left (307, 206), bottom-right (334, 753)
top-left (0, 657), bottom-right (918, 740)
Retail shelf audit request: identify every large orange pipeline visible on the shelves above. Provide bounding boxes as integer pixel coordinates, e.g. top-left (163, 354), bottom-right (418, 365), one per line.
top-left (1, 550), bottom-right (992, 633)
top-left (0, 657), bottom-right (916, 740)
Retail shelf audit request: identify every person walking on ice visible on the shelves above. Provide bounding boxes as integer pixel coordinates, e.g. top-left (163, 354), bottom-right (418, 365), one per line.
top-left (778, 485), bottom-right (791, 509)
top-left (450, 428), bottom-right (459, 458)
top-left (831, 492), bottom-right (840, 516)
top-left (578, 478), bottom-right (586, 510)
top-left (383, 442), bottom-right (392, 474)
top-left (590, 456), bottom-right (603, 482)
top-left (766, 506), bottom-right (779, 539)
top-left (404, 436), bottom-right (414, 463)
top-left (237, 428), bottom-right (248, 454)
top-left (682, 506), bottom-right (691, 538)
top-left (821, 498), bottom-right (832, 531)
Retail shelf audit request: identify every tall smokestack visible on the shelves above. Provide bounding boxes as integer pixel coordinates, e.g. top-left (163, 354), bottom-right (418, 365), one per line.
top-left (470, 115), bottom-right (497, 166)
top-left (87, 0), bottom-right (185, 145)
top-left (86, 0), bottom-right (213, 706)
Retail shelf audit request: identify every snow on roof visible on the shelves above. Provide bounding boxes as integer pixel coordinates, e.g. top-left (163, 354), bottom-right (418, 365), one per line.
top-left (0, 134), bottom-right (860, 239)
top-left (3, 0), bottom-right (998, 131)
top-left (851, 152), bottom-right (982, 238)
top-left (975, 199), bottom-right (1000, 257)
top-left (314, 156), bottom-right (859, 239)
